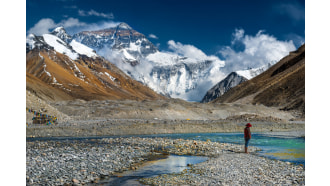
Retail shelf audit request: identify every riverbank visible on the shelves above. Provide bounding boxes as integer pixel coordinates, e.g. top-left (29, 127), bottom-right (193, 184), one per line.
top-left (26, 137), bottom-right (260, 185)
top-left (26, 119), bottom-right (305, 137)
top-left (26, 136), bottom-right (304, 185)
top-left (141, 153), bottom-right (305, 185)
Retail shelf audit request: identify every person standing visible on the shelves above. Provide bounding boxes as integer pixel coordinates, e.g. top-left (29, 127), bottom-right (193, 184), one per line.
top-left (244, 123), bottom-right (252, 153)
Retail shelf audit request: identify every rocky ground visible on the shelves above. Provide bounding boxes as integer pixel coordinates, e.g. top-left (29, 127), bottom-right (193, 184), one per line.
top-left (141, 153), bottom-right (305, 185)
top-left (26, 137), bottom-right (304, 185)
top-left (26, 92), bottom-right (305, 185)
top-left (26, 96), bottom-right (304, 137)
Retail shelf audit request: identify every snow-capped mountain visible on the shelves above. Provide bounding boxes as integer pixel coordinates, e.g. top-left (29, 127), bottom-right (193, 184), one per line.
top-left (201, 62), bottom-right (275, 103)
top-left (26, 27), bottom-right (163, 101)
top-left (72, 22), bottom-right (226, 101)
top-left (27, 30), bottom-right (97, 60)
top-left (50, 26), bottom-right (72, 43)
top-left (201, 72), bottom-right (248, 103)
top-left (72, 22), bottom-right (158, 65)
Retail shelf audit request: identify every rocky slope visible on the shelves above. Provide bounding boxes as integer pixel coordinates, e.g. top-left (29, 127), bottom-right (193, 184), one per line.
top-left (201, 62), bottom-right (275, 103)
top-left (213, 44), bottom-right (305, 117)
top-left (201, 72), bottom-right (248, 103)
top-left (26, 28), bottom-right (164, 102)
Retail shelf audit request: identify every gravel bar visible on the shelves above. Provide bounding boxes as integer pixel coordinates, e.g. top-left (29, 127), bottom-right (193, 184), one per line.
top-left (26, 137), bottom-right (304, 185)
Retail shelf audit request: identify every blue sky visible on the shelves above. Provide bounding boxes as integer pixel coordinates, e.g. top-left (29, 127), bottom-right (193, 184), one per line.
top-left (27, 0), bottom-right (305, 56)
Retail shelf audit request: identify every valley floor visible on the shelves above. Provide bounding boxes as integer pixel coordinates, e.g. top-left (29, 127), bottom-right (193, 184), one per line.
top-left (26, 97), bottom-right (305, 185)
top-left (26, 135), bottom-right (304, 185)
top-left (26, 119), bottom-right (305, 138)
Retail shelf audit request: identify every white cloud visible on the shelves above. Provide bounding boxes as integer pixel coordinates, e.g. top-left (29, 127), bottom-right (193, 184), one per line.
top-left (148, 34), bottom-right (158, 39)
top-left (28, 18), bottom-right (120, 35)
top-left (78, 9), bottom-right (114, 19)
top-left (167, 40), bottom-right (224, 64)
top-left (219, 29), bottom-right (296, 73)
top-left (59, 18), bottom-right (87, 28)
top-left (27, 18), bottom-right (56, 35)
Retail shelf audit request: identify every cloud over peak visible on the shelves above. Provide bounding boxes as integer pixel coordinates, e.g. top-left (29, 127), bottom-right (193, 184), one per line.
top-left (78, 9), bottom-right (114, 19)
top-left (27, 18), bottom-right (120, 35)
top-left (219, 28), bottom-right (296, 73)
top-left (148, 34), bottom-right (158, 39)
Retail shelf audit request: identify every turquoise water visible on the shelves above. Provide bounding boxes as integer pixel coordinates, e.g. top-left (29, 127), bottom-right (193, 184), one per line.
top-left (140, 133), bottom-right (305, 165)
top-left (27, 132), bottom-right (305, 165)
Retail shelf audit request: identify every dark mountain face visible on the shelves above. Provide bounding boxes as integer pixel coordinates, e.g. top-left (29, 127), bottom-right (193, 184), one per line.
top-left (201, 72), bottom-right (247, 103)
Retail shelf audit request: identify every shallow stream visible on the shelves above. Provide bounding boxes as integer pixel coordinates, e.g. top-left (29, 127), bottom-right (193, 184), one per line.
top-left (94, 155), bottom-right (207, 185)
top-left (27, 132), bottom-right (305, 185)
top-left (141, 132), bottom-right (305, 165)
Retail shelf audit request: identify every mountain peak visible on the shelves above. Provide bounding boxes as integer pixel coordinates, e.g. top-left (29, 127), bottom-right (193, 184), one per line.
top-left (51, 26), bottom-right (72, 42)
top-left (117, 22), bottom-right (132, 30)
top-left (51, 26), bottom-right (67, 34)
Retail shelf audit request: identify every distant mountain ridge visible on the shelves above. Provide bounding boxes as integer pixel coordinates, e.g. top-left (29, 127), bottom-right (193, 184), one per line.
top-left (26, 27), bottom-right (164, 101)
top-left (201, 72), bottom-right (247, 103)
top-left (201, 62), bottom-right (275, 103)
top-left (212, 44), bottom-right (305, 117)
top-left (71, 22), bottom-right (226, 101)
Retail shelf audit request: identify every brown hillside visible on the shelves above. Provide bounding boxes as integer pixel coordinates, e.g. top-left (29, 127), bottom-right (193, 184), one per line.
top-left (213, 44), bottom-right (305, 116)
top-left (26, 49), bottom-right (164, 102)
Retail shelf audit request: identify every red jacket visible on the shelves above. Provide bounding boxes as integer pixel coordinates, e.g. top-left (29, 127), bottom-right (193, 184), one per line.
top-left (244, 127), bottom-right (251, 139)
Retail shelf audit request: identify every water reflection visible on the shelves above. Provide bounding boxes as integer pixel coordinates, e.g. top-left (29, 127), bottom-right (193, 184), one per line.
top-left (97, 155), bottom-right (207, 186)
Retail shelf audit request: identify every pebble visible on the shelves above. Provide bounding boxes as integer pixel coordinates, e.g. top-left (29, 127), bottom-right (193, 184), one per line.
top-left (141, 153), bottom-right (305, 185)
top-left (26, 137), bottom-right (304, 185)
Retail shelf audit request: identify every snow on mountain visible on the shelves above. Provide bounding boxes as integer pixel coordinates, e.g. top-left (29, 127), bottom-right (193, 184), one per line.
top-left (72, 23), bottom-right (226, 101)
top-left (42, 34), bottom-right (79, 60)
top-left (27, 27), bottom-right (98, 60)
top-left (51, 26), bottom-right (72, 43)
top-left (70, 40), bottom-right (97, 58)
top-left (236, 62), bottom-right (275, 80)
top-left (201, 62), bottom-right (276, 103)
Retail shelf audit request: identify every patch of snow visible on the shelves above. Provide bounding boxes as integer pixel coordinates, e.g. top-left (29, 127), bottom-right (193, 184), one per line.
top-left (104, 72), bottom-right (116, 82)
top-left (146, 52), bottom-right (179, 66)
top-left (26, 34), bottom-right (36, 49)
top-left (70, 40), bottom-right (97, 58)
top-left (43, 63), bottom-right (51, 77)
top-left (122, 49), bottom-right (136, 61)
top-left (128, 42), bottom-right (140, 52)
top-left (236, 70), bottom-right (253, 80)
top-left (42, 34), bottom-right (78, 60)
top-left (236, 62), bottom-right (275, 80)
top-left (39, 52), bottom-right (44, 60)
